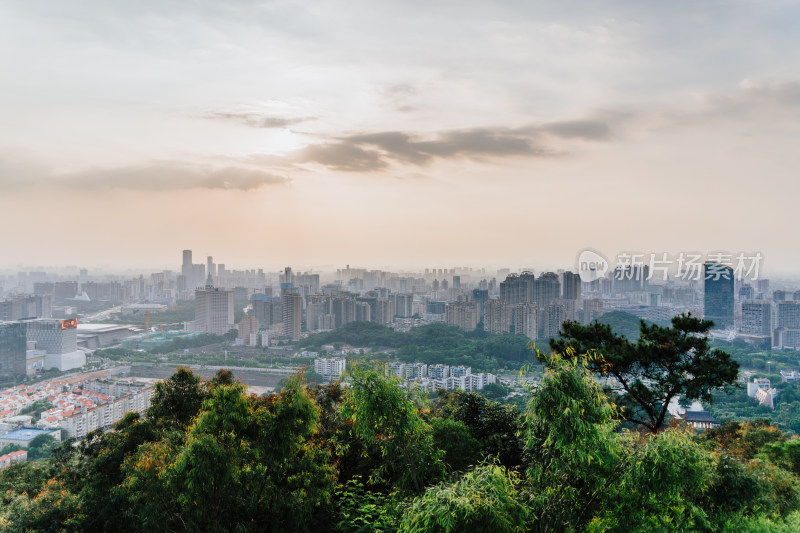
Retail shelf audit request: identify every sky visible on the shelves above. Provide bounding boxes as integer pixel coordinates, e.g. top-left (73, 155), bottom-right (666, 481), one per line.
top-left (1, 1), bottom-right (799, 274)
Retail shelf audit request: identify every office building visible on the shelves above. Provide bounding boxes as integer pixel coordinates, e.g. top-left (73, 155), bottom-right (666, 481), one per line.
top-left (24, 318), bottom-right (85, 371)
top-left (703, 263), bottom-right (734, 329)
top-left (741, 300), bottom-right (772, 336)
top-left (0, 322), bottom-right (27, 380)
top-left (282, 291), bottom-right (303, 341)
top-left (562, 271), bottom-right (581, 301)
top-left (777, 301), bottom-right (800, 329)
top-left (191, 279), bottom-right (234, 335)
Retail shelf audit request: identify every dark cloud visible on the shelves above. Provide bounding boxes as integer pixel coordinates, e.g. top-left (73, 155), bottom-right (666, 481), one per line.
top-left (296, 142), bottom-right (388, 172)
top-left (203, 111), bottom-right (315, 129)
top-left (291, 125), bottom-right (574, 172)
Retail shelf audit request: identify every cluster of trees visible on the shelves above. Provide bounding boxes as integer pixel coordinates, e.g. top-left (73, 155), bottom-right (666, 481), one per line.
top-left (5, 315), bottom-right (800, 531)
top-left (298, 322), bottom-right (535, 372)
top-left (3, 361), bottom-right (800, 531)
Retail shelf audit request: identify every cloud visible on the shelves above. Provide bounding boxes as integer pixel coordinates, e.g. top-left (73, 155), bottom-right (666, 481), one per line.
top-left (67, 164), bottom-right (290, 191)
top-left (203, 111), bottom-right (315, 129)
top-left (0, 153), bottom-right (289, 191)
top-left (296, 142), bottom-right (389, 172)
top-left (287, 122), bottom-right (612, 172)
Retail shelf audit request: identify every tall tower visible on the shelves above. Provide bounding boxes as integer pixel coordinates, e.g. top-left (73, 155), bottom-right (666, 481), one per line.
top-left (282, 290), bottom-right (302, 341)
top-left (182, 250), bottom-right (192, 276)
top-left (207, 256), bottom-right (216, 281)
top-left (703, 263), bottom-right (734, 329)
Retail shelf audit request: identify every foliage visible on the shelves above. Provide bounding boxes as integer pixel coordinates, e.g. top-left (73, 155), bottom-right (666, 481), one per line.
top-left (25, 434), bottom-right (60, 460)
top-left (18, 398), bottom-right (53, 419)
top-left (434, 390), bottom-right (523, 469)
top-left (429, 417), bottom-right (481, 473)
top-left (341, 365), bottom-right (445, 492)
top-left (334, 477), bottom-right (402, 533)
top-left (551, 313), bottom-right (739, 431)
top-left (400, 463), bottom-right (529, 533)
top-left (523, 351), bottom-right (622, 532)
top-left (297, 321), bottom-right (538, 372)
top-left (146, 365), bottom-right (207, 426)
top-left (5, 332), bottom-right (800, 532)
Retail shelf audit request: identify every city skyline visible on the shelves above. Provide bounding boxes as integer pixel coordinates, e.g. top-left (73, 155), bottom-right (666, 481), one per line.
top-left (2, 2), bottom-right (799, 272)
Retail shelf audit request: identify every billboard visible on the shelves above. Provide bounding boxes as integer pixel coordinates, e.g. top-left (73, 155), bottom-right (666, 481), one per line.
top-left (61, 318), bottom-right (78, 329)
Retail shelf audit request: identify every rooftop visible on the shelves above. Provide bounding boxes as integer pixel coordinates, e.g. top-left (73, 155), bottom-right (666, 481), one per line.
top-left (1, 428), bottom-right (56, 441)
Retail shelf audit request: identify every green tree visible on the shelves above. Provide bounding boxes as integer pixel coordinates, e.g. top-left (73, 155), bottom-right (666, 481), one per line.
top-left (551, 313), bottom-right (739, 432)
top-left (429, 417), bottom-right (481, 472)
top-left (341, 365), bottom-right (445, 492)
top-left (400, 463), bottom-right (529, 533)
top-left (146, 365), bottom-right (207, 427)
top-left (523, 351), bottom-right (622, 532)
top-left (26, 434), bottom-right (59, 460)
top-left (435, 390), bottom-right (523, 469)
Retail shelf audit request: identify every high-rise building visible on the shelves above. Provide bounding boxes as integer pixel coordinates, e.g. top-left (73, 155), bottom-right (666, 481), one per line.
top-left (207, 256), bottom-right (216, 280)
top-left (739, 285), bottom-right (755, 301)
top-left (471, 289), bottom-right (489, 321)
top-left (24, 318), bottom-right (85, 371)
top-left (314, 358), bottom-right (346, 381)
top-left (513, 303), bottom-right (537, 340)
top-left (562, 271), bottom-right (581, 301)
top-left (192, 279), bottom-right (234, 335)
top-left (581, 299), bottom-right (604, 323)
top-left (484, 299), bottom-right (513, 335)
top-left (282, 291), bottom-right (303, 341)
top-left (0, 295), bottom-right (52, 321)
top-left (306, 298), bottom-right (327, 332)
top-left (541, 303), bottom-right (567, 338)
top-left (703, 263), bottom-right (734, 329)
top-left (182, 250), bottom-right (193, 282)
top-left (500, 273), bottom-right (534, 305)
top-left (741, 300), bottom-right (772, 336)
top-left (394, 293), bottom-right (414, 318)
top-left (237, 315), bottom-right (259, 345)
top-left (534, 272), bottom-right (561, 308)
top-left (0, 322), bottom-right (27, 379)
top-left (446, 301), bottom-right (479, 331)
top-left (777, 301), bottom-right (800, 329)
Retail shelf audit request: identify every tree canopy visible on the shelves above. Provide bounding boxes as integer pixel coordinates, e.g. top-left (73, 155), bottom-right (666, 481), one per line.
top-left (550, 313), bottom-right (739, 432)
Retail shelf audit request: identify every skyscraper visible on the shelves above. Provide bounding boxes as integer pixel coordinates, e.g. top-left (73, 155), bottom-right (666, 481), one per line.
top-left (0, 322), bottom-right (27, 380)
top-left (534, 272), bottom-right (561, 308)
top-left (282, 291), bottom-right (303, 341)
top-left (562, 271), bottom-right (581, 301)
top-left (192, 279), bottom-right (234, 335)
top-left (703, 263), bottom-right (734, 329)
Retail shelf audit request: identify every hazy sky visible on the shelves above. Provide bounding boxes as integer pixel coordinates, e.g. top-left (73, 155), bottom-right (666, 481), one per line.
top-left (1, 1), bottom-right (799, 274)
